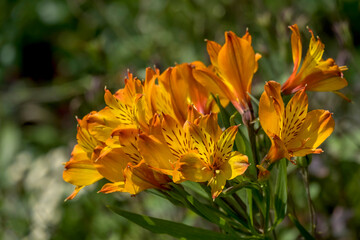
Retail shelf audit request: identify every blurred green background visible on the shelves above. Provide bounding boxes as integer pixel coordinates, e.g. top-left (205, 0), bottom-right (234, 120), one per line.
top-left (0, 0), bottom-right (359, 239)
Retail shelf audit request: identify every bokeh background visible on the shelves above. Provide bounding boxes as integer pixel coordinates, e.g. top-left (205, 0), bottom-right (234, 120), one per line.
top-left (0, 0), bottom-right (359, 239)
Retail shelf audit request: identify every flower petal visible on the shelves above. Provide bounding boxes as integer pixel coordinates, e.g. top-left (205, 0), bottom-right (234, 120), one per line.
top-left (208, 172), bottom-right (227, 199)
top-left (287, 110), bottom-right (334, 156)
top-left (87, 107), bottom-right (120, 142)
top-left (133, 94), bottom-right (152, 131)
top-left (104, 89), bottom-right (136, 128)
top-left (217, 31), bottom-right (256, 112)
top-left (254, 53), bottom-right (262, 73)
top-left (290, 24), bottom-right (302, 74)
top-left (160, 65), bottom-right (190, 123)
top-left (110, 128), bottom-right (142, 163)
top-left (206, 40), bottom-right (222, 70)
top-left (188, 123), bottom-right (215, 164)
top-left (161, 114), bottom-right (190, 158)
top-left (282, 25), bottom-right (348, 94)
top-left (225, 152), bottom-right (249, 180)
top-left (63, 145), bottom-right (103, 200)
top-left (194, 113), bottom-right (222, 141)
top-left (99, 181), bottom-right (126, 194)
top-left (124, 160), bottom-right (170, 195)
top-left (76, 113), bottom-right (98, 157)
top-left (192, 67), bottom-right (233, 105)
top-left (214, 125), bottom-right (238, 161)
top-left (137, 133), bottom-right (176, 175)
top-left (259, 81), bottom-right (284, 137)
top-left (115, 72), bottom-right (143, 105)
top-left (281, 88), bottom-right (308, 144)
top-left (266, 134), bottom-right (290, 162)
top-left (177, 152), bottom-right (213, 183)
top-left (297, 58), bottom-right (348, 92)
top-left (93, 147), bottom-right (131, 183)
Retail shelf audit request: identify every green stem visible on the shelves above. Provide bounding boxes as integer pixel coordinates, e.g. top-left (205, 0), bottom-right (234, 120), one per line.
top-left (247, 123), bottom-right (259, 172)
top-left (232, 193), bottom-right (248, 214)
top-left (300, 167), bottom-right (316, 236)
top-left (269, 213), bottom-right (278, 240)
top-left (221, 197), bottom-right (248, 224)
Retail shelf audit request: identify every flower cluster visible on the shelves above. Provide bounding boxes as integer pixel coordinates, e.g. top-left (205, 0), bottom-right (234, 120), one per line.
top-left (63, 24), bottom-right (347, 200)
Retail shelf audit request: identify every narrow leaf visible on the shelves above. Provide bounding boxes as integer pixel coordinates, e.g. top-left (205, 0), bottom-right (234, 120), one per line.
top-left (247, 92), bottom-right (259, 106)
top-left (288, 214), bottom-right (315, 240)
top-left (274, 158), bottom-right (288, 225)
top-left (212, 94), bottom-right (230, 128)
top-left (246, 189), bottom-right (254, 228)
top-left (109, 205), bottom-right (238, 240)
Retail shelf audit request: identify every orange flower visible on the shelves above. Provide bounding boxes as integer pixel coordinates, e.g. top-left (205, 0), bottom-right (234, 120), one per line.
top-left (63, 69), bottom-right (177, 199)
top-left (63, 114), bottom-right (103, 200)
top-left (259, 81), bottom-right (335, 165)
top-left (138, 113), bottom-right (249, 199)
top-left (179, 115), bottom-right (249, 199)
top-left (281, 24), bottom-right (348, 95)
top-left (137, 114), bottom-right (190, 181)
top-left (158, 62), bottom-right (226, 124)
top-left (95, 128), bottom-right (171, 195)
top-left (193, 31), bottom-right (261, 125)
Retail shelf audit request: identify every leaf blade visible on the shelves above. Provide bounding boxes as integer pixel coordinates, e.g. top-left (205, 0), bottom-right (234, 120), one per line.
top-left (109, 205), bottom-right (238, 240)
top-left (288, 214), bottom-right (315, 240)
top-left (274, 158), bottom-right (288, 225)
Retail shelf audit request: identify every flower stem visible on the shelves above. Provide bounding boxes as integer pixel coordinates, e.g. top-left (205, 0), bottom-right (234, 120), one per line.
top-left (220, 197), bottom-right (248, 224)
top-left (247, 122), bottom-right (259, 169)
top-left (300, 167), bottom-right (316, 236)
top-left (269, 212), bottom-right (278, 240)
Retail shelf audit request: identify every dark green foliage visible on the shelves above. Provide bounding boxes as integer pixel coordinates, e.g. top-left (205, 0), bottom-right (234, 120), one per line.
top-left (1, 0), bottom-right (359, 239)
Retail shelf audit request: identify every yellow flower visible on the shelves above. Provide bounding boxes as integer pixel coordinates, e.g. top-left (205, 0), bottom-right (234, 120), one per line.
top-left (193, 31), bottom-right (261, 125)
top-left (178, 114), bottom-right (249, 199)
top-left (138, 113), bottom-right (249, 199)
top-left (281, 24), bottom-right (348, 95)
top-left (159, 62), bottom-right (226, 124)
top-left (94, 128), bottom-right (171, 195)
top-left (63, 69), bottom-right (177, 199)
top-left (137, 114), bottom-right (190, 181)
top-left (259, 81), bottom-right (335, 165)
top-left (63, 114), bottom-right (103, 200)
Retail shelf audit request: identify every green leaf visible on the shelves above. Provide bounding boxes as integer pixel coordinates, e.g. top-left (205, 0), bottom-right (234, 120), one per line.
top-left (237, 127), bottom-right (257, 180)
top-left (288, 214), bottom-right (315, 240)
top-left (246, 189), bottom-right (254, 228)
top-left (274, 158), bottom-right (288, 225)
top-left (109, 205), bottom-right (239, 240)
top-left (223, 181), bottom-right (261, 196)
top-left (212, 94), bottom-right (230, 128)
top-left (181, 181), bottom-right (209, 200)
top-left (168, 184), bottom-right (242, 235)
top-left (263, 182), bottom-right (270, 232)
top-left (246, 92), bottom-right (259, 115)
top-left (246, 92), bottom-right (259, 106)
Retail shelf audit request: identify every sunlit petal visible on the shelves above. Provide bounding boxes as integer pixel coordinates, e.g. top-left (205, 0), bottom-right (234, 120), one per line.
top-left (259, 81), bottom-right (284, 137)
top-left (177, 152), bottom-right (212, 183)
top-left (225, 152), bottom-right (249, 180)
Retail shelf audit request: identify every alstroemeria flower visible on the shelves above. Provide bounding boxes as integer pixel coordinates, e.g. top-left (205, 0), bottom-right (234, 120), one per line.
top-left (94, 128), bottom-right (171, 195)
top-left (179, 114), bottom-right (249, 199)
top-left (137, 114), bottom-right (190, 181)
top-left (259, 81), bottom-right (335, 165)
top-left (193, 30), bottom-right (261, 125)
top-left (281, 24), bottom-right (348, 95)
top-left (63, 114), bottom-right (103, 200)
top-left (91, 68), bottom-right (177, 137)
top-left (158, 62), bottom-right (227, 124)
top-left (138, 113), bottom-right (249, 199)
top-left (63, 69), bottom-right (179, 199)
